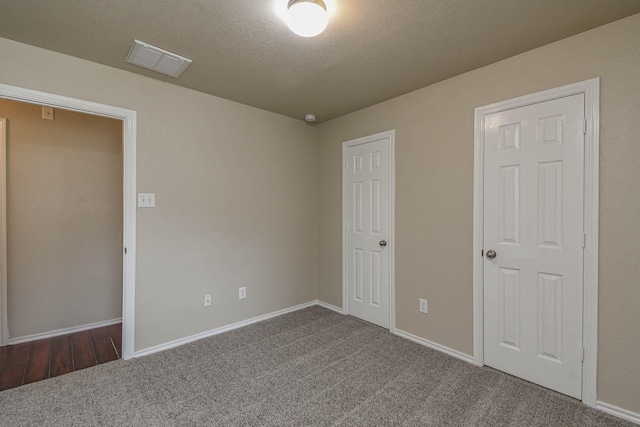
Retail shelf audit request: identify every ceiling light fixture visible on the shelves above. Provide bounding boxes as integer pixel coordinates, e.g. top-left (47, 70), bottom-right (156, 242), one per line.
top-left (286, 0), bottom-right (329, 37)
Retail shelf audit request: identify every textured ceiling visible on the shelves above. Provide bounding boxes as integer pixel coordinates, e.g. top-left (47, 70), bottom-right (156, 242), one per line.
top-left (1, 1), bottom-right (639, 123)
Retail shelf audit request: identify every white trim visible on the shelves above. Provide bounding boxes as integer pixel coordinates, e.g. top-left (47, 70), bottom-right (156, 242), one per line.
top-left (0, 118), bottom-right (6, 346)
top-left (316, 300), bottom-right (345, 314)
top-left (581, 79), bottom-right (600, 407)
top-left (342, 130), bottom-right (396, 332)
top-left (343, 143), bottom-right (347, 320)
top-left (472, 78), bottom-right (600, 406)
top-left (0, 83), bottom-right (137, 360)
top-left (7, 318), bottom-right (122, 345)
top-left (393, 328), bottom-right (474, 364)
top-left (472, 99), bottom-right (485, 368)
top-left (134, 301), bottom-right (318, 358)
top-left (389, 133), bottom-right (396, 333)
top-left (596, 401), bottom-right (640, 425)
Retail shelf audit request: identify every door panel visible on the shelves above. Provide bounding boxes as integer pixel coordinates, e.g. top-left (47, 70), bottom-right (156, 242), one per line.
top-left (483, 94), bottom-right (584, 399)
top-left (345, 135), bottom-right (391, 328)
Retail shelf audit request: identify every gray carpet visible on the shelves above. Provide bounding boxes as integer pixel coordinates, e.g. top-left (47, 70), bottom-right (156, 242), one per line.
top-left (0, 306), bottom-right (632, 426)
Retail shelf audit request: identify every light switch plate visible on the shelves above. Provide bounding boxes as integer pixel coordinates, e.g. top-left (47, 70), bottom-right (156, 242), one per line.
top-left (138, 193), bottom-right (156, 208)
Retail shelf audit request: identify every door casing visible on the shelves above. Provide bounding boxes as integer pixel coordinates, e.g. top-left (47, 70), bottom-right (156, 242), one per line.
top-left (342, 130), bottom-right (396, 332)
top-left (472, 78), bottom-right (600, 406)
top-left (0, 118), bottom-right (6, 346)
top-left (0, 83), bottom-right (137, 360)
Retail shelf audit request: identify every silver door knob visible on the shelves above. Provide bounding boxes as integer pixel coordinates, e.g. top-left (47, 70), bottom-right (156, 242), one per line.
top-left (379, 240), bottom-right (387, 247)
top-left (486, 250), bottom-right (496, 259)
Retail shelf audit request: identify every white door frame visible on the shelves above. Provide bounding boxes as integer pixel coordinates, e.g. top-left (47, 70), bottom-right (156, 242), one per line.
top-left (0, 83), bottom-right (137, 360)
top-left (0, 118), bottom-right (6, 347)
top-left (473, 78), bottom-right (600, 406)
top-left (342, 130), bottom-right (396, 331)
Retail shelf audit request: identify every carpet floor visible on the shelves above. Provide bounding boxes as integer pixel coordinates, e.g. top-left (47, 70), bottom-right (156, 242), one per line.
top-left (0, 306), bottom-right (632, 426)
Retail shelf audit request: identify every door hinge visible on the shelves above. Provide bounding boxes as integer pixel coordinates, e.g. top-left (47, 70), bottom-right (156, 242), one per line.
top-left (124, 247), bottom-right (127, 254)
top-left (581, 346), bottom-right (585, 362)
top-left (583, 119), bottom-right (587, 135)
top-left (582, 233), bottom-right (586, 249)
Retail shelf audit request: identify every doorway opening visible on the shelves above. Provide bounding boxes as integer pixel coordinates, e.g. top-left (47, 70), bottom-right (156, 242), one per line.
top-left (0, 84), bottom-right (136, 380)
top-left (0, 98), bottom-right (128, 389)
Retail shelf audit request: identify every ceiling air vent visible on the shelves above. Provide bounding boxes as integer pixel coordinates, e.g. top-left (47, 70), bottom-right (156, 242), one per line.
top-left (125, 40), bottom-right (192, 78)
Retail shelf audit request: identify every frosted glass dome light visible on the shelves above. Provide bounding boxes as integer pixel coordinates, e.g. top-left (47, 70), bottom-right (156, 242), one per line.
top-left (286, 0), bottom-right (329, 37)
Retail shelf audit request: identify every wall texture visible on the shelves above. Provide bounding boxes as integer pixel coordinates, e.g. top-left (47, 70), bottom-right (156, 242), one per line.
top-left (1, 11), bottom-right (638, 416)
top-left (0, 37), bottom-right (319, 351)
top-left (317, 14), bottom-right (640, 413)
top-left (1, 99), bottom-right (123, 338)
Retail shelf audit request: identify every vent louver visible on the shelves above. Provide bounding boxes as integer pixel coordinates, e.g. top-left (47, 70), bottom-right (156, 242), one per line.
top-left (125, 40), bottom-right (192, 78)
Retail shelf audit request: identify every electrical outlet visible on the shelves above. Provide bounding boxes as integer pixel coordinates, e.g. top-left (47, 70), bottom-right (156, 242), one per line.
top-left (419, 298), bottom-right (428, 314)
top-left (239, 287), bottom-right (247, 300)
top-left (204, 294), bottom-right (212, 307)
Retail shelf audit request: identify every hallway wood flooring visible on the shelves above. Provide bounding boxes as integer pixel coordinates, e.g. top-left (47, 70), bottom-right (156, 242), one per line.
top-left (0, 323), bottom-right (122, 391)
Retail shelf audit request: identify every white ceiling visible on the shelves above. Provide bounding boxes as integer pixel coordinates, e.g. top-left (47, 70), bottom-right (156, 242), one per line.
top-left (1, 1), bottom-right (639, 123)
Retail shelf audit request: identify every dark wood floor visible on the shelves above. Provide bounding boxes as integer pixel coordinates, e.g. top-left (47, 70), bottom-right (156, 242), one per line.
top-left (0, 323), bottom-right (122, 391)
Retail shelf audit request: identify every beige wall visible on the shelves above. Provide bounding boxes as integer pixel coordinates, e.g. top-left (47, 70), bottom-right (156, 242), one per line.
top-left (1, 99), bottom-right (123, 338)
top-left (317, 14), bottom-right (640, 413)
top-left (0, 37), bottom-right (319, 351)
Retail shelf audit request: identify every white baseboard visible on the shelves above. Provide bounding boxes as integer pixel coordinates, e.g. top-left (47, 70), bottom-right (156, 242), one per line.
top-left (393, 328), bottom-right (474, 364)
top-left (134, 301), bottom-right (318, 358)
top-left (7, 318), bottom-right (122, 345)
top-left (597, 401), bottom-right (640, 425)
top-left (134, 300), bottom-right (480, 369)
top-left (316, 300), bottom-right (344, 314)
top-left (25, 304), bottom-right (632, 427)
top-left (317, 303), bottom-right (474, 366)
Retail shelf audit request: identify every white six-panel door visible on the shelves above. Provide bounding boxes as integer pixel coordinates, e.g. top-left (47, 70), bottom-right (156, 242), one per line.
top-left (345, 132), bottom-right (392, 329)
top-left (483, 94), bottom-right (585, 399)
